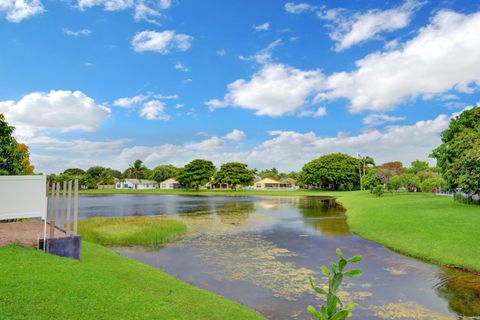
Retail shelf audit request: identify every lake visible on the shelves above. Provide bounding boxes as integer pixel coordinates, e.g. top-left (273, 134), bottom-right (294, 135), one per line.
top-left (78, 194), bottom-right (480, 319)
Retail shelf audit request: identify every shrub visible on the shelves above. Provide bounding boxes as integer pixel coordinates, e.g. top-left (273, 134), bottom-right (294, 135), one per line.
top-left (372, 185), bottom-right (385, 196)
top-left (420, 177), bottom-right (446, 193)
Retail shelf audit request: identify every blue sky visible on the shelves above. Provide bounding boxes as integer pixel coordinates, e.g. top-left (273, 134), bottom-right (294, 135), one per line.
top-left (1, 0), bottom-right (479, 173)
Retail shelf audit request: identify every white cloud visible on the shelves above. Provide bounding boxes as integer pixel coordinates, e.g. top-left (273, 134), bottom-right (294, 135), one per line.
top-left (113, 94), bottom-right (149, 108)
top-left (139, 100), bottom-right (170, 120)
top-left (0, 90), bottom-right (110, 133)
top-left (298, 107), bottom-right (327, 118)
top-left (25, 136), bottom-right (128, 156)
top-left (175, 62), bottom-right (190, 72)
top-left (224, 129), bottom-right (246, 142)
top-left (132, 30), bottom-right (193, 54)
top-left (206, 63), bottom-right (324, 117)
top-left (76, 0), bottom-right (171, 24)
top-left (216, 49), bottom-right (226, 56)
top-left (62, 28), bottom-right (91, 36)
top-left (253, 22), bottom-right (270, 31)
top-left (109, 112), bottom-right (451, 172)
top-left (362, 114), bottom-right (406, 126)
top-left (284, 2), bottom-right (313, 14)
top-left (321, 0), bottom-right (422, 51)
top-left (318, 10), bottom-right (480, 112)
top-left (0, 0), bottom-right (44, 22)
top-left (250, 39), bottom-right (282, 64)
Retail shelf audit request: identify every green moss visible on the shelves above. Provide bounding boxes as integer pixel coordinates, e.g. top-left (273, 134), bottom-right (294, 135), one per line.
top-left (0, 243), bottom-right (264, 320)
top-left (78, 216), bottom-right (187, 247)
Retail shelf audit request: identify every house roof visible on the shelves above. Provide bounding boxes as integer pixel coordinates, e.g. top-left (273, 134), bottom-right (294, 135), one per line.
top-left (255, 178), bottom-right (281, 184)
top-left (160, 178), bottom-right (179, 184)
top-left (124, 179), bottom-right (158, 185)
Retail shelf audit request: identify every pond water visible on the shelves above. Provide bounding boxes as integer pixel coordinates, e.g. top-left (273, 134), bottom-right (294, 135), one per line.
top-left (79, 194), bottom-right (480, 320)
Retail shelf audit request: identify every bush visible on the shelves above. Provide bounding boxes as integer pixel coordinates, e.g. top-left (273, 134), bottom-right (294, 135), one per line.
top-left (387, 173), bottom-right (421, 192)
top-left (372, 185), bottom-right (385, 196)
top-left (420, 177), bottom-right (446, 193)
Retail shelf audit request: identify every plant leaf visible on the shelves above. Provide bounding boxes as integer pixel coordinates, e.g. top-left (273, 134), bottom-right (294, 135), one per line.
top-left (320, 266), bottom-right (329, 275)
top-left (347, 255), bottom-right (362, 263)
top-left (336, 248), bottom-right (343, 258)
top-left (331, 273), bottom-right (343, 293)
top-left (344, 269), bottom-right (363, 277)
top-left (307, 305), bottom-right (321, 319)
top-left (331, 310), bottom-right (350, 320)
top-left (339, 258), bottom-right (347, 272)
top-left (326, 293), bottom-right (338, 316)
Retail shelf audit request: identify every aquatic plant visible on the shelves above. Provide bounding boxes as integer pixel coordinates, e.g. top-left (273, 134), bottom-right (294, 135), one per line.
top-left (308, 248), bottom-right (363, 320)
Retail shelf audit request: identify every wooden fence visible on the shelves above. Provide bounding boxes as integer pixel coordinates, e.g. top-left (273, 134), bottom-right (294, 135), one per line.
top-left (47, 179), bottom-right (79, 237)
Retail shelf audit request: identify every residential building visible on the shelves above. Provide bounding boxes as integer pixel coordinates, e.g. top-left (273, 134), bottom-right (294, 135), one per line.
top-left (115, 179), bottom-right (158, 190)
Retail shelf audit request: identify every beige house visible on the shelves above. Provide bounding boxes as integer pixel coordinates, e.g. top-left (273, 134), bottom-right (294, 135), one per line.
top-left (159, 178), bottom-right (182, 189)
top-left (254, 178), bottom-right (297, 190)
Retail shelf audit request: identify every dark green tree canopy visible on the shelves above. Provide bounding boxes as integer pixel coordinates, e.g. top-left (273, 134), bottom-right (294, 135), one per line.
top-left (124, 160), bottom-right (148, 179)
top-left (176, 159), bottom-right (216, 189)
top-left (214, 162), bottom-right (255, 189)
top-left (432, 106), bottom-right (480, 194)
top-left (299, 153), bottom-right (360, 190)
top-left (0, 114), bottom-right (26, 175)
top-left (150, 165), bottom-right (178, 182)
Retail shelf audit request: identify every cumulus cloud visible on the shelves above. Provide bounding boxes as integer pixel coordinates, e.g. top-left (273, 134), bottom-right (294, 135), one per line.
top-left (298, 107), bottom-right (327, 118)
top-left (0, 90), bottom-right (110, 133)
top-left (239, 39), bottom-right (282, 64)
top-left (253, 22), bottom-right (270, 31)
top-left (284, 2), bottom-right (313, 14)
top-left (113, 94), bottom-right (149, 108)
top-left (132, 30), bottom-right (193, 54)
top-left (363, 114), bottom-right (406, 127)
top-left (206, 63), bottom-right (324, 117)
top-left (317, 10), bottom-right (480, 112)
top-left (62, 28), bottom-right (91, 36)
top-left (224, 129), bottom-right (246, 142)
top-left (0, 0), bottom-right (44, 22)
top-left (76, 0), bottom-right (171, 24)
top-left (320, 0), bottom-right (423, 51)
top-left (139, 100), bottom-right (170, 120)
top-left (175, 62), bottom-right (190, 72)
top-left (109, 112), bottom-right (451, 172)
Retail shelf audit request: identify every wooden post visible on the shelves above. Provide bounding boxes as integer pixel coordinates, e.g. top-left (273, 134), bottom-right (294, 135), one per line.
top-left (55, 182), bottom-right (60, 232)
top-left (49, 183), bottom-right (56, 238)
top-left (73, 179), bottom-right (79, 235)
top-left (66, 180), bottom-right (72, 235)
top-left (61, 181), bottom-right (67, 230)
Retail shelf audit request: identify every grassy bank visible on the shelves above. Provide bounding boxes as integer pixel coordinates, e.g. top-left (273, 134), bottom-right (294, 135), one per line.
top-left (0, 242), bottom-right (263, 320)
top-left (78, 217), bottom-right (187, 246)
top-left (337, 192), bottom-right (480, 272)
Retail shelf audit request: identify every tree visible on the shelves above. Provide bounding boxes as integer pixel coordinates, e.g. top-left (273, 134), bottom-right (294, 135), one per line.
top-left (387, 173), bottom-right (421, 192)
top-left (421, 177), bottom-right (446, 193)
top-left (176, 159), bottom-right (216, 189)
top-left (258, 168), bottom-right (280, 180)
top-left (0, 114), bottom-right (26, 175)
top-left (357, 155), bottom-right (375, 190)
top-left (299, 153), bottom-right (360, 190)
top-left (63, 168), bottom-right (86, 176)
top-left (409, 160), bottom-right (430, 174)
top-left (16, 143), bottom-right (34, 174)
top-left (374, 161), bottom-right (405, 185)
top-left (432, 106), bottom-right (480, 195)
top-left (125, 160), bottom-right (147, 179)
top-left (150, 165), bottom-right (178, 182)
top-left (214, 162), bottom-right (255, 190)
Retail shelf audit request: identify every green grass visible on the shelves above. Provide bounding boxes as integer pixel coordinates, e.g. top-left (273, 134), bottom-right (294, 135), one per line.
top-left (336, 191), bottom-right (480, 272)
top-left (0, 242), bottom-right (264, 320)
top-left (78, 217), bottom-right (187, 246)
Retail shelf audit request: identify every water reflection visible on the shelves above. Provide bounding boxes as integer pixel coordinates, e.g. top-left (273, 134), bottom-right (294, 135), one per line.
top-left (79, 195), bottom-right (480, 319)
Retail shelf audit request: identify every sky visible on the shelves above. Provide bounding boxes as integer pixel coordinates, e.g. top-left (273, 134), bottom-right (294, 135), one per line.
top-left (0, 0), bottom-right (479, 173)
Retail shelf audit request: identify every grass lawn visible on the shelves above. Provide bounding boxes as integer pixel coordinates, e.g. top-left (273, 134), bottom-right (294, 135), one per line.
top-left (336, 191), bottom-right (480, 272)
top-left (0, 242), bottom-right (264, 320)
top-left (78, 216), bottom-right (187, 246)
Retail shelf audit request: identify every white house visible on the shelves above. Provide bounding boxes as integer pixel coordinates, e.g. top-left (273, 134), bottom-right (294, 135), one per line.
top-left (159, 178), bottom-right (182, 189)
top-left (115, 179), bottom-right (158, 190)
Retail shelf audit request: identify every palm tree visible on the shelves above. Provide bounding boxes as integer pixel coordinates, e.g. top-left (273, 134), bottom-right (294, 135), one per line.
top-left (357, 154), bottom-right (375, 190)
top-left (128, 160), bottom-right (145, 180)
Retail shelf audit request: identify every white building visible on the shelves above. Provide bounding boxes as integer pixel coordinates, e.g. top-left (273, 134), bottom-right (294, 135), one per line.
top-left (115, 179), bottom-right (158, 190)
top-left (159, 178), bottom-right (182, 189)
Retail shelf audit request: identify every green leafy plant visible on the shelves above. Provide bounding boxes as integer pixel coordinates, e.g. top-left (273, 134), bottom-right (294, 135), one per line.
top-left (371, 185), bottom-right (385, 196)
top-left (308, 248), bottom-right (363, 320)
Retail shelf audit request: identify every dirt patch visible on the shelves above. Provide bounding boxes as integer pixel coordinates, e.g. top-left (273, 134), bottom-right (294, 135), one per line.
top-left (0, 221), bottom-right (66, 247)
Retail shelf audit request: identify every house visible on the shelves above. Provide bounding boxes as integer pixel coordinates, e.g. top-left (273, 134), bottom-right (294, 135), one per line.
top-left (253, 178), bottom-right (297, 190)
top-left (159, 178), bottom-right (183, 189)
top-left (115, 179), bottom-right (158, 190)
